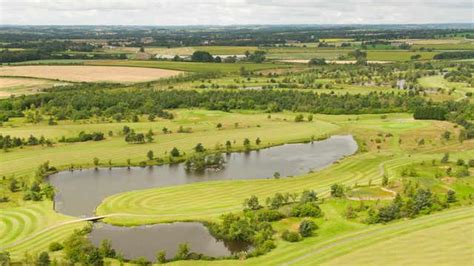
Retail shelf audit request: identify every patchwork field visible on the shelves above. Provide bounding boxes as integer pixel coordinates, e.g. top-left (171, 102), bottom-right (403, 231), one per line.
top-left (0, 65), bottom-right (182, 83)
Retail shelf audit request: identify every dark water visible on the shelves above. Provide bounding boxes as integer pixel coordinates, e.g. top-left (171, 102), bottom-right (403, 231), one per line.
top-left (89, 222), bottom-right (250, 261)
top-left (48, 135), bottom-right (357, 217)
top-left (49, 135), bottom-right (357, 261)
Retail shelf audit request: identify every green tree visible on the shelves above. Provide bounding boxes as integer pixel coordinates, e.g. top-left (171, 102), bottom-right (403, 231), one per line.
top-left (441, 153), bottom-right (449, 163)
top-left (243, 138), bottom-right (250, 148)
top-left (37, 252), bottom-right (50, 266)
top-left (9, 178), bottom-right (18, 192)
top-left (0, 252), bottom-right (10, 266)
top-left (300, 190), bottom-right (318, 203)
top-left (256, 137), bottom-right (261, 145)
top-left (191, 51), bottom-right (214, 62)
top-left (294, 114), bottom-right (304, 122)
top-left (446, 190), bottom-right (456, 203)
top-left (243, 195), bottom-right (261, 210)
top-left (147, 150), bottom-right (154, 160)
top-left (147, 113), bottom-right (156, 121)
top-left (155, 250), bottom-right (166, 264)
top-left (48, 242), bottom-right (63, 252)
top-left (225, 140), bottom-right (232, 151)
top-left (194, 143), bottom-right (205, 153)
top-left (174, 243), bottom-right (190, 260)
top-left (299, 220), bottom-right (318, 237)
top-left (308, 58), bottom-right (326, 66)
top-left (99, 239), bottom-right (116, 258)
top-left (93, 157), bottom-right (100, 170)
top-left (170, 147), bottom-right (180, 157)
top-left (330, 183), bottom-right (345, 197)
top-left (145, 130), bottom-right (154, 143)
top-left (281, 230), bottom-right (302, 242)
top-left (42, 184), bottom-right (55, 200)
top-left (442, 131), bottom-right (451, 140)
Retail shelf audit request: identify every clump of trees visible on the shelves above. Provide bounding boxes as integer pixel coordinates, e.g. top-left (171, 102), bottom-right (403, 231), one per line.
top-left (433, 51), bottom-right (474, 60)
top-left (366, 189), bottom-right (456, 224)
top-left (191, 51), bottom-right (221, 63)
top-left (61, 228), bottom-right (115, 265)
top-left (207, 212), bottom-right (275, 257)
top-left (184, 153), bottom-right (225, 172)
top-left (124, 129), bottom-right (145, 144)
top-left (59, 131), bottom-right (104, 143)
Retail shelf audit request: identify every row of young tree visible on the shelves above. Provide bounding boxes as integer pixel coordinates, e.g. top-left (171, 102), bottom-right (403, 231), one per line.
top-left (0, 134), bottom-right (53, 150)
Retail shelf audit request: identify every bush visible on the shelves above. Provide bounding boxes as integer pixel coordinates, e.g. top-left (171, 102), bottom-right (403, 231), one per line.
top-left (330, 183), bottom-right (345, 197)
top-left (281, 230), bottom-right (302, 242)
top-left (254, 209), bottom-right (284, 222)
top-left (243, 195), bottom-right (262, 210)
top-left (300, 190), bottom-right (318, 203)
top-left (48, 242), bottom-right (64, 252)
top-left (155, 250), bottom-right (166, 263)
top-left (37, 252), bottom-right (50, 266)
top-left (290, 202), bottom-right (323, 217)
top-left (174, 243), bottom-right (190, 260)
top-left (299, 220), bottom-right (318, 237)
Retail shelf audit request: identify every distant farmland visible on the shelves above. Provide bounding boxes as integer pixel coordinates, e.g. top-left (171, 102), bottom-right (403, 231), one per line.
top-left (0, 65), bottom-right (182, 83)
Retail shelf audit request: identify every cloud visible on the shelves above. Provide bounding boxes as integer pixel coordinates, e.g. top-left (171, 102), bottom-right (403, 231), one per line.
top-left (0, 0), bottom-right (472, 25)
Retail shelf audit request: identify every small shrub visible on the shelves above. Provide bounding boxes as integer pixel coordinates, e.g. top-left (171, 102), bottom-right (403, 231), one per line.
top-left (290, 202), bottom-right (323, 217)
top-left (281, 230), bottom-right (301, 242)
top-left (48, 242), bottom-right (63, 252)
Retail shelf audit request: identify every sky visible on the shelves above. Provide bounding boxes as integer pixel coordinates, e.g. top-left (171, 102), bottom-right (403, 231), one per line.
top-left (0, 0), bottom-right (473, 25)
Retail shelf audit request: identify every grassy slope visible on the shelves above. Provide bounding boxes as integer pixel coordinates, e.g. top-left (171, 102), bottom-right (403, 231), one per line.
top-left (0, 201), bottom-right (87, 260)
top-left (320, 211), bottom-right (474, 266)
top-left (170, 206), bottom-right (474, 266)
top-left (95, 114), bottom-right (473, 225)
top-left (2, 111), bottom-right (473, 263)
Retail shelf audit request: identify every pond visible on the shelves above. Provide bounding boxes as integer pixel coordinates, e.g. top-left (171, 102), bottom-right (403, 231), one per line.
top-left (89, 222), bottom-right (250, 261)
top-left (48, 135), bottom-right (357, 261)
top-left (49, 135), bottom-right (357, 217)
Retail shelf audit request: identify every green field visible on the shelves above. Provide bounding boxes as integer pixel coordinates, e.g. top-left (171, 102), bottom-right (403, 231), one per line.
top-left (366, 51), bottom-right (438, 61)
top-left (83, 60), bottom-right (292, 73)
top-left (418, 75), bottom-right (474, 102)
top-left (1, 107), bottom-right (473, 264)
top-left (1, 34), bottom-right (473, 265)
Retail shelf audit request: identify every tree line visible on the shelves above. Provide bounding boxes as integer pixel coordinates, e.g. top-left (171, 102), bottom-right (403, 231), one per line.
top-left (0, 86), bottom-right (428, 122)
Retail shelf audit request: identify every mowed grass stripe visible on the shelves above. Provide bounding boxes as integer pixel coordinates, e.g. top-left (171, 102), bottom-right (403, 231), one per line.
top-left (6, 221), bottom-right (88, 261)
top-left (263, 207), bottom-right (474, 266)
top-left (0, 201), bottom-right (77, 248)
top-left (96, 154), bottom-right (389, 223)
